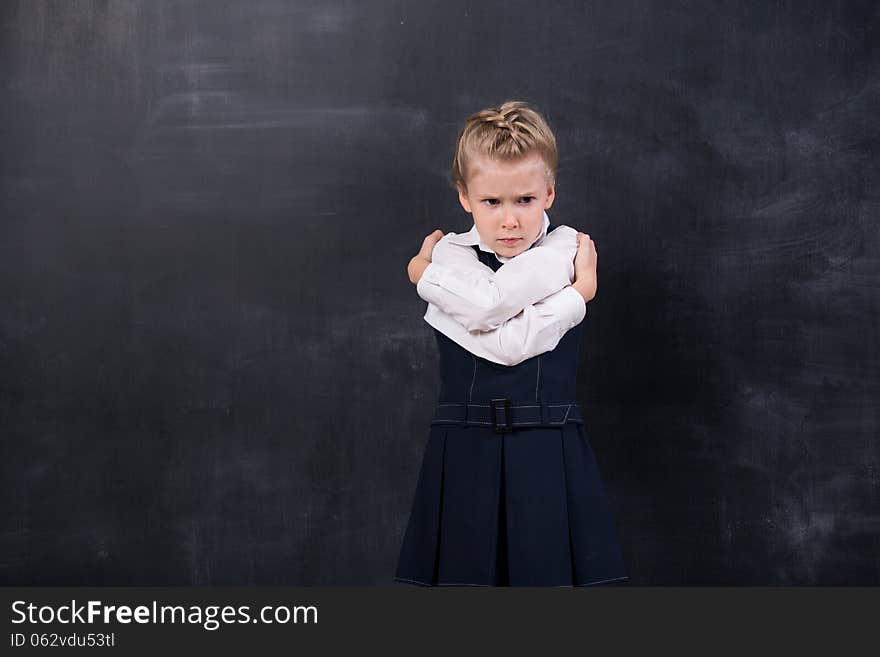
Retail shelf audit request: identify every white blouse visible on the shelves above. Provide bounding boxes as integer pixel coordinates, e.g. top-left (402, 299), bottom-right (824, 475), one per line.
top-left (416, 211), bottom-right (586, 366)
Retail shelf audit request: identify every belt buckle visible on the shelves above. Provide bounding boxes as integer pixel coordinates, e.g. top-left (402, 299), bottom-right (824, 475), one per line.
top-left (490, 398), bottom-right (512, 434)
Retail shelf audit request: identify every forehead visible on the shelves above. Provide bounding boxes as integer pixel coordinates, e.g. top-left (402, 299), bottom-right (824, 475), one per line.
top-left (466, 154), bottom-right (549, 194)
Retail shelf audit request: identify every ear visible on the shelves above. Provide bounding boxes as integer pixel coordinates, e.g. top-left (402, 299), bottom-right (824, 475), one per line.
top-left (457, 183), bottom-right (473, 213)
top-left (544, 178), bottom-right (556, 209)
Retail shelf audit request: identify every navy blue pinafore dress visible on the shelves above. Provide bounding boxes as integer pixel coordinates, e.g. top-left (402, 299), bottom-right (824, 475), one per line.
top-left (395, 225), bottom-right (628, 587)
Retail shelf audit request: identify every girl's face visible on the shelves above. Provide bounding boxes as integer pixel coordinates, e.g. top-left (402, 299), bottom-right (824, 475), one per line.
top-left (457, 153), bottom-right (555, 258)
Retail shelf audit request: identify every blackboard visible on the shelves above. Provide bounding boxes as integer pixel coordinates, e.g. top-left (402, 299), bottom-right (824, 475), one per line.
top-left (1, 0), bottom-right (877, 585)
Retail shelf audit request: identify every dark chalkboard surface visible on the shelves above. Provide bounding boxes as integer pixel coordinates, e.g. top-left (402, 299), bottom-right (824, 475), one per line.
top-left (1, 0), bottom-right (878, 585)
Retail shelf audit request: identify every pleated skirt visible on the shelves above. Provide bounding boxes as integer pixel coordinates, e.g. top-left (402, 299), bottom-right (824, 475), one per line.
top-left (394, 421), bottom-right (628, 587)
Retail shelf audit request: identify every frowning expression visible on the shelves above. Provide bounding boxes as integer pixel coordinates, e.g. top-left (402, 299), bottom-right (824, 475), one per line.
top-left (457, 153), bottom-right (556, 258)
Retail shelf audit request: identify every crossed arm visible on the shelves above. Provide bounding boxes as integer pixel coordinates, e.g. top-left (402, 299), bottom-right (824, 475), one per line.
top-left (410, 226), bottom-right (595, 366)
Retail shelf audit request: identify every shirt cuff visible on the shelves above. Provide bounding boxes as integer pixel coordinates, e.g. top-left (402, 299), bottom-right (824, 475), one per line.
top-left (416, 262), bottom-right (443, 300)
top-left (564, 286), bottom-right (587, 328)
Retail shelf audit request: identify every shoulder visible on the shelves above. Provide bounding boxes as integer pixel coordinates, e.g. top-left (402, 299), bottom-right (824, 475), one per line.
top-left (433, 233), bottom-right (461, 254)
top-left (540, 224), bottom-right (578, 247)
top-left (436, 231), bottom-right (461, 245)
top-left (547, 224), bottom-right (577, 239)
top-left (431, 232), bottom-right (479, 264)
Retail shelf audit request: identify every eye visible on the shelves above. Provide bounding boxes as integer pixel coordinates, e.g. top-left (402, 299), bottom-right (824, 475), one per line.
top-left (483, 199), bottom-right (499, 206)
top-left (519, 196), bottom-right (535, 203)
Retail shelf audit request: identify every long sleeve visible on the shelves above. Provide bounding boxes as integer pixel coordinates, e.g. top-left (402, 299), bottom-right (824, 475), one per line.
top-left (423, 286), bottom-right (586, 366)
top-left (416, 226), bottom-right (578, 331)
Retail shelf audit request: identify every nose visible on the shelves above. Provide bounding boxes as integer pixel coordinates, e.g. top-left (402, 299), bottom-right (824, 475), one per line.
top-left (500, 210), bottom-right (519, 230)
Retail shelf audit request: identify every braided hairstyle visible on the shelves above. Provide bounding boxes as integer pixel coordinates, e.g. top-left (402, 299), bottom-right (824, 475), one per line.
top-left (451, 100), bottom-right (558, 193)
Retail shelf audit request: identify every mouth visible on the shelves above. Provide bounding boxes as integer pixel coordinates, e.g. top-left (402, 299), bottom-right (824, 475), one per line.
top-left (498, 238), bottom-right (522, 246)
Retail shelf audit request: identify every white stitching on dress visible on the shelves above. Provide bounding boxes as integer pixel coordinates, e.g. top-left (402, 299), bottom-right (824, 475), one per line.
top-left (431, 403), bottom-right (582, 426)
top-left (534, 357), bottom-right (541, 402)
top-left (394, 577), bottom-right (493, 587)
top-left (578, 576), bottom-right (630, 586)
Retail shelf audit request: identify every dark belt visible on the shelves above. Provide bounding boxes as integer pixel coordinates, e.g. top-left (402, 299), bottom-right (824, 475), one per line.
top-left (431, 399), bottom-right (583, 433)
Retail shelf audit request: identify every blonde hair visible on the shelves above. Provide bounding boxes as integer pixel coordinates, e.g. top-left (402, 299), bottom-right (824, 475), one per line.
top-left (451, 100), bottom-right (558, 193)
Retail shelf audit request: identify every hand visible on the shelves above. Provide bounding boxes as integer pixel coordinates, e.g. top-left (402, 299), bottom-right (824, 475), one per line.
top-left (572, 232), bottom-right (598, 302)
top-left (407, 229), bottom-right (444, 284)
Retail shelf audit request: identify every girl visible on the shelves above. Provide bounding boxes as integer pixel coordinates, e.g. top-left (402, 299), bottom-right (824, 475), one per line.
top-left (395, 101), bottom-right (628, 586)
